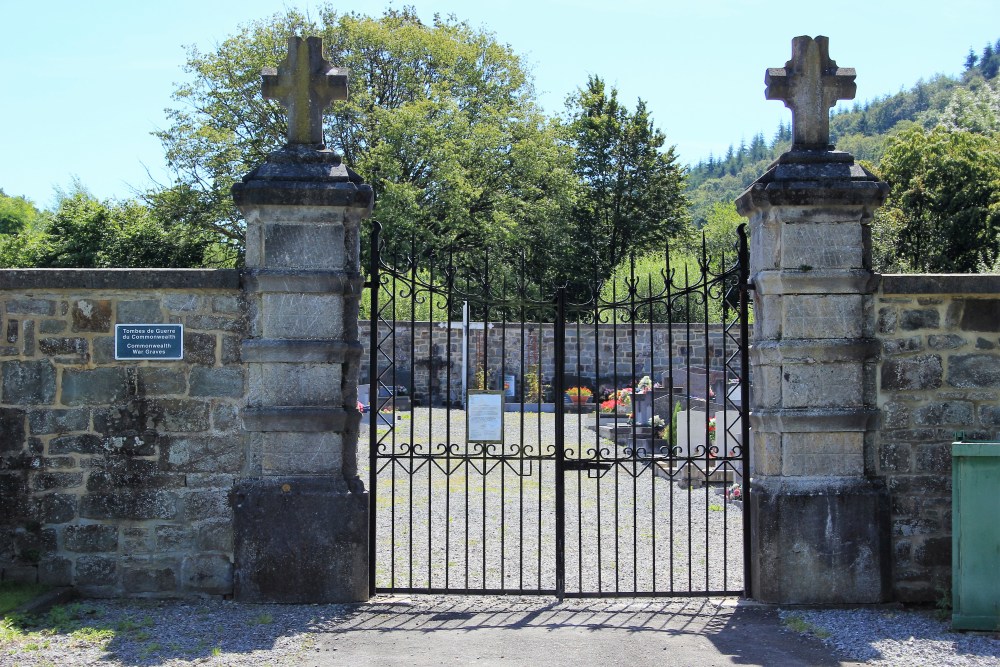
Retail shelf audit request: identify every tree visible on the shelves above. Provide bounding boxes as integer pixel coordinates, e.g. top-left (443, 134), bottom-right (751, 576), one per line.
top-left (878, 126), bottom-right (1000, 272)
top-left (561, 76), bottom-right (688, 291)
top-left (3, 186), bottom-right (216, 269)
top-left (0, 191), bottom-right (42, 235)
top-left (156, 6), bottom-right (576, 280)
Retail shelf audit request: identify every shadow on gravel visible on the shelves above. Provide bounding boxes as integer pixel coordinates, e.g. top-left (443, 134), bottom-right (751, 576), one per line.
top-left (299, 597), bottom-right (853, 666)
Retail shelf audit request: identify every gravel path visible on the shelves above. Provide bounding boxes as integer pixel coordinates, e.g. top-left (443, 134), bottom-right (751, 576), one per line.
top-left (779, 608), bottom-right (1000, 666)
top-left (363, 408), bottom-right (745, 595)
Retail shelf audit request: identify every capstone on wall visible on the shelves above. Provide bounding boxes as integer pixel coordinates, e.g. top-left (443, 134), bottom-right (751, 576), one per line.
top-left (0, 270), bottom-right (246, 597)
top-left (876, 275), bottom-right (1000, 602)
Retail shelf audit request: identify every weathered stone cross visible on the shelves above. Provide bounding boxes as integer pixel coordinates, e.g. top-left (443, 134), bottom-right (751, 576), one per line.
top-left (765, 35), bottom-right (856, 150)
top-left (263, 36), bottom-right (348, 146)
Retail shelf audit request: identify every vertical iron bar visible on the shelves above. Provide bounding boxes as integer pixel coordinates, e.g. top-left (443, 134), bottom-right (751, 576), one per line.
top-left (554, 286), bottom-right (567, 600)
top-left (738, 224), bottom-right (753, 597)
top-left (368, 221), bottom-right (381, 597)
top-left (408, 241), bottom-right (417, 590)
top-left (445, 250), bottom-right (454, 591)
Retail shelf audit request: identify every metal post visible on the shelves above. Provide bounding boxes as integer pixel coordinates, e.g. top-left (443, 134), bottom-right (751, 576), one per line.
top-left (737, 223), bottom-right (753, 597)
top-left (462, 300), bottom-right (469, 409)
top-left (368, 220), bottom-right (382, 597)
top-left (554, 287), bottom-right (566, 599)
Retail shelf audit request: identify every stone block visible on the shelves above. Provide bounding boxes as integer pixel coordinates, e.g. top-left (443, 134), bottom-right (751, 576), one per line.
top-left (155, 525), bottom-right (194, 551)
top-left (782, 362), bottom-right (863, 409)
top-left (186, 314), bottom-right (242, 333)
top-left (29, 408), bottom-right (89, 435)
top-left (156, 400), bottom-right (210, 432)
top-left (75, 555), bottom-right (117, 586)
top-left (122, 558), bottom-right (178, 593)
top-left (749, 477), bottom-right (891, 604)
top-left (183, 331), bottom-right (216, 365)
top-left (38, 556), bottom-right (72, 586)
top-left (91, 336), bottom-right (114, 363)
top-left (38, 337), bottom-right (88, 357)
top-left (261, 293), bottom-right (344, 339)
top-left (164, 436), bottom-right (242, 473)
top-left (196, 520), bottom-right (233, 552)
top-left (878, 441), bottom-right (912, 473)
top-left (30, 472), bottom-right (83, 491)
top-left (927, 334), bottom-right (965, 350)
top-left (976, 337), bottom-right (997, 350)
top-left (781, 432), bottom-right (864, 476)
top-left (752, 431), bottom-right (782, 476)
top-left (0, 408), bottom-right (26, 454)
top-left (64, 524), bottom-right (118, 552)
top-left (137, 367), bottom-right (186, 395)
top-left (79, 491), bottom-right (178, 521)
top-left (71, 299), bottom-right (112, 333)
top-left (913, 536), bottom-right (951, 567)
top-left (221, 335), bottom-right (241, 364)
top-left (231, 477), bottom-right (368, 603)
top-left (2, 361), bottom-right (56, 405)
top-left (248, 363), bottom-right (340, 406)
top-left (183, 489), bottom-right (230, 521)
top-left (882, 336), bottom-right (922, 355)
top-left (211, 404), bottom-right (239, 432)
top-left (784, 295), bottom-right (863, 339)
top-left (263, 223), bottom-right (346, 270)
top-left (913, 401), bottom-right (973, 426)
top-left (48, 434), bottom-right (102, 455)
top-left (979, 405), bottom-right (1000, 426)
top-left (212, 295), bottom-right (242, 314)
top-left (163, 294), bottom-right (201, 312)
top-left (960, 299), bottom-right (1000, 332)
top-left (881, 355), bottom-right (942, 391)
top-left (182, 554), bottom-right (233, 595)
top-left (7, 298), bottom-right (56, 316)
top-left (189, 367), bottom-right (245, 398)
top-left (117, 300), bottom-right (164, 323)
top-left (946, 354), bottom-right (1000, 388)
top-left (780, 222), bottom-right (862, 269)
top-left (255, 432), bottom-right (343, 475)
top-left (877, 307), bottom-right (897, 335)
top-left (40, 494), bottom-right (77, 523)
top-left (881, 402), bottom-right (910, 429)
top-left (61, 368), bottom-right (128, 406)
top-left (915, 443), bottom-right (951, 473)
top-left (900, 309), bottom-right (940, 331)
top-left (38, 319), bottom-right (67, 334)
top-left (121, 526), bottom-right (150, 553)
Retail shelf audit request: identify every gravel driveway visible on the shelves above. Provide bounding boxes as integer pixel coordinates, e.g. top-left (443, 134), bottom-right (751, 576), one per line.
top-left (362, 408), bottom-right (745, 595)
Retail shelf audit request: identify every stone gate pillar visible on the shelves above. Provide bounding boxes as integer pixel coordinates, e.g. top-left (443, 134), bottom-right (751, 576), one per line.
top-left (230, 36), bottom-right (373, 603)
top-left (736, 36), bottom-right (891, 603)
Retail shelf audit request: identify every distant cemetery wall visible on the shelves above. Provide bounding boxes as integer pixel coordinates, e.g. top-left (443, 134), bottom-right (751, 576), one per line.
top-left (0, 269), bottom-right (246, 597)
top-left (358, 321), bottom-right (736, 402)
top-left (876, 274), bottom-right (1000, 602)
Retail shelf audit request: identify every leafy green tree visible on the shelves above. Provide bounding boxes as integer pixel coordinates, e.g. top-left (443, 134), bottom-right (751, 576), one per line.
top-left (156, 6), bottom-right (576, 281)
top-left (0, 191), bottom-right (42, 235)
top-left (561, 76), bottom-right (688, 291)
top-left (878, 126), bottom-right (1000, 272)
top-left (7, 187), bottom-right (216, 269)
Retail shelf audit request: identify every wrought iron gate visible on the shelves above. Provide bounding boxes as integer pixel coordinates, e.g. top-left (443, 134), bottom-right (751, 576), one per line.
top-left (366, 225), bottom-right (751, 598)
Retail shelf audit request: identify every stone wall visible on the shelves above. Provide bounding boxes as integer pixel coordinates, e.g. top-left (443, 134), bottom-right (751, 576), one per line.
top-left (0, 270), bottom-right (246, 597)
top-left (358, 321), bottom-right (736, 402)
top-left (876, 275), bottom-right (1000, 602)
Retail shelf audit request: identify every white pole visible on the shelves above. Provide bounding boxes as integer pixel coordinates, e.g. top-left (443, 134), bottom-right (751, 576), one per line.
top-left (462, 300), bottom-right (469, 409)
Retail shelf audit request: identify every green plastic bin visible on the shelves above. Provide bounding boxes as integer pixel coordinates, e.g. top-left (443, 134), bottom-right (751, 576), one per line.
top-left (952, 440), bottom-right (1000, 631)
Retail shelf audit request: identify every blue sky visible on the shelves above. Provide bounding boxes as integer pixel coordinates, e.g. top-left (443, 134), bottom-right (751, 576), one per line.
top-left (3, 0), bottom-right (1000, 208)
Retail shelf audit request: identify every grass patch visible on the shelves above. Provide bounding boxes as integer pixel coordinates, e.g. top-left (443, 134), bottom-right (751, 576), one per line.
top-left (0, 582), bottom-right (50, 616)
top-left (783, 613), bottom-right (831, 639)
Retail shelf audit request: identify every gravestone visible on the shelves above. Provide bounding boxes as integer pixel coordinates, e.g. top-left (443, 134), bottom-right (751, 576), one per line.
top-left (230, 36), bottom-right (373, 603)
top-left (737, 36), bottom-right (891, 604)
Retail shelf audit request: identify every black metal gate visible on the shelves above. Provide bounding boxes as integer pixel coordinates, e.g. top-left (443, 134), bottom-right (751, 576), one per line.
top-left (366, 226), bottom-right (751, 598)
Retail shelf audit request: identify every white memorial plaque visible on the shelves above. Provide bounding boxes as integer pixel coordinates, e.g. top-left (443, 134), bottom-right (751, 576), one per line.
top-left (467, 391), bottom-right (504, 443)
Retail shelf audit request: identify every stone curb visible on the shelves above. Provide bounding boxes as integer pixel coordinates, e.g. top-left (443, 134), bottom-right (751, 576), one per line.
top-left (10, 587), bottom-right (77, 617)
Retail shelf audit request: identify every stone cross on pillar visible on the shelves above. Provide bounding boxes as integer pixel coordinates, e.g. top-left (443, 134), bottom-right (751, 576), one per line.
top-left (263, 35), bottom-right (348, 146)
top-left (765, 35), bottom-right (856, 150)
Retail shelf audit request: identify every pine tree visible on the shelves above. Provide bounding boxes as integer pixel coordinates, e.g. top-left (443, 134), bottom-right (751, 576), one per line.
top-left (966, 49), bottom-right (979, 71)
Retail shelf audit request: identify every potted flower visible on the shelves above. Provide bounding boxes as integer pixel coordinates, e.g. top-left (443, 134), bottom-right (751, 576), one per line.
top-left (636, 375), bottom-right (653, 394)
top-left (647, 415), bottom-right (666, 439)
top-left (726, 483), bottom-right (743, 503)
top-left (565, 386), bottom-right (593, 405)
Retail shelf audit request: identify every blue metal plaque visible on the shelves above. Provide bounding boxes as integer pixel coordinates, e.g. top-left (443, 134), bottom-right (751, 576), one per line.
top-left (115, 324), bottom-right (184, 360)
